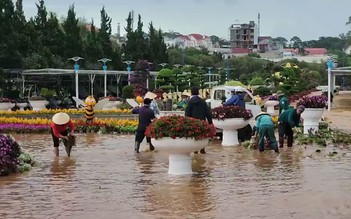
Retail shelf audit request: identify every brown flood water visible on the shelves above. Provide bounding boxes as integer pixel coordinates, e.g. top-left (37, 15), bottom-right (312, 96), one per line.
top-left (1, 134), bottom-right (351, 219)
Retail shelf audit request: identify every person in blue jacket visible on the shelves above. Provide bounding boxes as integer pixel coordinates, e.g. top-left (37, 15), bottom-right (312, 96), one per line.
top-left (223, 90), bottom-right (245, 109)
top-left (255, 112), bottom-right (279, 153)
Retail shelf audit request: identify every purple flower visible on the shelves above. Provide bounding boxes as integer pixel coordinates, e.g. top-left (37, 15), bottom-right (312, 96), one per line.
top-left (267, 95), bottom-right (278, 101)
top-left (212, 105), bottom-right (253, 121)
top-left (0, 134), bottom-right (21, 176)
top-left (0, 124), bottom-right (50, 134)
top-left (297, 95), bottom-right (327, 108)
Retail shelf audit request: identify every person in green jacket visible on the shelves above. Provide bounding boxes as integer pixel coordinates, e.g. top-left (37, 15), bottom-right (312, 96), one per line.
top-left (278, 105), bottom-right (305, 148)
top-left (255, 112), bottom-right (279, 153)
top-left (277, 90), bottom-right (289, 114)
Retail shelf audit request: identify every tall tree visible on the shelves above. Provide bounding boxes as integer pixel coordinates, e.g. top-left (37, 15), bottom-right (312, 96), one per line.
top-left (85, 19), bottom-right (103, 67)
top-left (134, 14), bottom-right (147, 61)
top-left (0, 0), bottom-right (22, 68)
top-left (157, 29), bottom-right (168, 63)
top-left (98, 7), bottom-right (113, 58)
top-left (63, 4), bottom-right (84, 59)
top-left (123, 12), bottom-right (135, 61)
top-left (272, 37), bottom-right (288, 48)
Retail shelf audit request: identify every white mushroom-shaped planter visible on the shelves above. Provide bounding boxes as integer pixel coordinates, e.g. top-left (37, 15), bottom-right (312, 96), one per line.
top-left (146, 115), bottom-right (216, 175)
top-left (264, 98), bottom-right (279, 115)
top-left (211, 105), bottom-right (253, 146)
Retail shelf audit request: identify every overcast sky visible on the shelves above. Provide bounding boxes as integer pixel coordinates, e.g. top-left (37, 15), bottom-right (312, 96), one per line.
top-left (22, 0), bottom-right (351, 41)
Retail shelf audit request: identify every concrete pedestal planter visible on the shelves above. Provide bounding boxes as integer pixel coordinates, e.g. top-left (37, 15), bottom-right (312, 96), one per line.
top-left (152, 137), bottom-right (209, 175)
top-left (213, 118), bottom-right (249, 146)
top-left (102, 101), bottom-right (122, 110)
top-left (16, 103), bottom-right (28, 110)
top-left (301, 108), bottom-right (324, 134)
top-left (29, 100), bottom-right (48, 111)
top-left (264, 100), bottom-right (279, 115)
top-left (0, 102), bottom-right (12, 111)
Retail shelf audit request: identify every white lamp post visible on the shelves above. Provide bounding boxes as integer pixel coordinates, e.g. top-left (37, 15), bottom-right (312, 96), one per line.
top-left (124, 60), bottom-right (135, 85)
top-left (98, 58), bottom-right (111, 97)
top-left (68, 56), bottom-right (84, 107)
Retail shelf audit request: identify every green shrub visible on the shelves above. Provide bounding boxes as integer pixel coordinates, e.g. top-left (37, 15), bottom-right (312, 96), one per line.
top-left (122, 85), bottom-right (134, 99)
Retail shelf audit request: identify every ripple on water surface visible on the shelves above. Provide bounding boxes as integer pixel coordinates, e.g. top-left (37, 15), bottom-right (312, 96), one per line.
top-left (1, 134), bottom-right (351, 219)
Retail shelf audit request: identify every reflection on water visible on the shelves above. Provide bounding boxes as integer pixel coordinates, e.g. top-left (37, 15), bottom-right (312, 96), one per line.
top-left (0, 134), bottom-right (351, 219)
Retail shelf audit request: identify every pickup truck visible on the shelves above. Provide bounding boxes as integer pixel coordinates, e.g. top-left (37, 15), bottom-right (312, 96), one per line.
top-left (207, 85), bottom-right (262, 127)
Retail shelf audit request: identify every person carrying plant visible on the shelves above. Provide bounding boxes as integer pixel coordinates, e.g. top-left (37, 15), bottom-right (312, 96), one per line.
top-left (132, 98), bottom-right (156, 153)
top-left (254, 112), bottom-right (279, 153)
top-left (277, 90), bottom-right (289, 114)
top-left (185, 87), bottom-right (213, 154)
top-left (50, 112), bottom-right (75, 157)
top-left (278, 105), bottom-right (305, 148)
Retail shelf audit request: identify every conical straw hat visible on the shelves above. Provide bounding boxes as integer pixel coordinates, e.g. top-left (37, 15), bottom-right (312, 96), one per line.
top-left (52, 112), bottom-right (70, 125)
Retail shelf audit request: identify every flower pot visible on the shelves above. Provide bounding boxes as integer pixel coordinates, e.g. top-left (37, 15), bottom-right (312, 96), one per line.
top-left (17, 103), bottom-right (27, 110)
top-left (0, 102), bottom-right (12, 111)
top-left (213, 118), bottom-right (249, 146)
top-left (152, 137), bottom-right (209, 175)
top-left (264, 100), bottom-right (279, 115)
top-left (29, 100), bottom-right (48, 111)
top-left (301, 108), bottom-right (324, 134)
top-left (102, 101), bottom-right (122, 110)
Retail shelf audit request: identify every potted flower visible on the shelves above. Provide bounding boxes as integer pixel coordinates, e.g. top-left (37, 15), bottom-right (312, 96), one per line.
top-left (101, 96), bottom-right (122, 110)
top-left (145, 115), bottom-right (216, 175)
top-left (264, 95), bottom-right (279, 114)
top-left (14, 98), bottom-right (28, 110)
top-left (29, 96), bottom-right (48, 111)
top-left (0, 98), bottom-right (13, 111)
top-left (212, 105), bottom-right (253, 146)
top-left (297, 95), bottom-right (327, 134)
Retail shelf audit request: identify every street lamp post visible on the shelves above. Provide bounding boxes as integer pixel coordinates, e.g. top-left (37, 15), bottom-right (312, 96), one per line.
top-left (146, 62), bottom-right (153, 89)
top-left (217, 67), bottom-right (223, 84)
top-left (98, 58), bottom-right (111, 97)
top-left (327, 58), bottom-right (334, 111)
top-left (68, 56), bottom-right (84, 106)
top-left (226, 60), bottom-right (229, 82)
top-left (207, 67), bottom-right (213, 88)
top-left (124, 60), bottom-right (135, 85)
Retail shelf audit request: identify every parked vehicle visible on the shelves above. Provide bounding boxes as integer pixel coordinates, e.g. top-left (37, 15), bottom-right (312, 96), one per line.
top-left (208, 85), bottom-right (262, 127)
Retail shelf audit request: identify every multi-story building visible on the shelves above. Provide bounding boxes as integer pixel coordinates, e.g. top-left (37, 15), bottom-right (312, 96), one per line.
top-left (229, 21), bottom-right (258, 53)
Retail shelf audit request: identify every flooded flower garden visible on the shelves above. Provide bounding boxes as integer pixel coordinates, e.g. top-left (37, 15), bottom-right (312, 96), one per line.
top-left (1, 133), bottom-right (351, 218)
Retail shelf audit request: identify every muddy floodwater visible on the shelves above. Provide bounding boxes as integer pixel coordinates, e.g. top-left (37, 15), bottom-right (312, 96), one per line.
top-left (1, 134), bottom-right (351, 219)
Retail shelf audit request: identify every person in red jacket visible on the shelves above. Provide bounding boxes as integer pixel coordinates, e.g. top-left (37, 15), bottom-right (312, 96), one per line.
top-left (50, 112), bottom-right (75, 157)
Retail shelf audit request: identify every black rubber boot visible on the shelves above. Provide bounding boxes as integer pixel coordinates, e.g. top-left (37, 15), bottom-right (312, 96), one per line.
top-left (149, 142), bottom-right (155, 151)
top-left (199, 148), bottom-right (206, 154)
top-left (134, 142), bottom-right (140, 153)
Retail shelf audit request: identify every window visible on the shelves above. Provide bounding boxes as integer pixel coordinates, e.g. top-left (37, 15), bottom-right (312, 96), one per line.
top-left (214, 90), bottom-right (225, 100)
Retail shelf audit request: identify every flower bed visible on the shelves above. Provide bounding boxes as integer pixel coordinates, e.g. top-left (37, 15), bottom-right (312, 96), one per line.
top-left (211, 105), bottom-right (253, 121)
top-left (0, 108), bottom-right (132, 115)
top-left (0, 97), bottom-right (12, 103)
top-left (0, 134), bottom-right (35, 176)
top-left (0, 117), bottom-right (138, 134)
top-left (296, 95), bottom-right (327, 108)
top-left (145, 115), bottom-right (216, 140)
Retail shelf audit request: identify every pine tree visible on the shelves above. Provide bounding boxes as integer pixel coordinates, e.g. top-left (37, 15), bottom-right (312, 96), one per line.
top-left (63, 4), bottom-right (84, 59)
top-left (86, 19), bottom-right (103, 66)
top-left (98, 7), bottom-right (113, 58)
top-left (124, 12), bottom-right (136, 61)
top-left (0, 0), bottom-right (21, 68)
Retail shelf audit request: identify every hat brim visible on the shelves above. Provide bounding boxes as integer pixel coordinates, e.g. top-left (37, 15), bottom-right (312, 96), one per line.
top-left (255, 112), bottom-right (271, 120)
top-left (52, 113), bottom-right (70, 125)
top-left (144, 92), bottom-right (157, 99)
